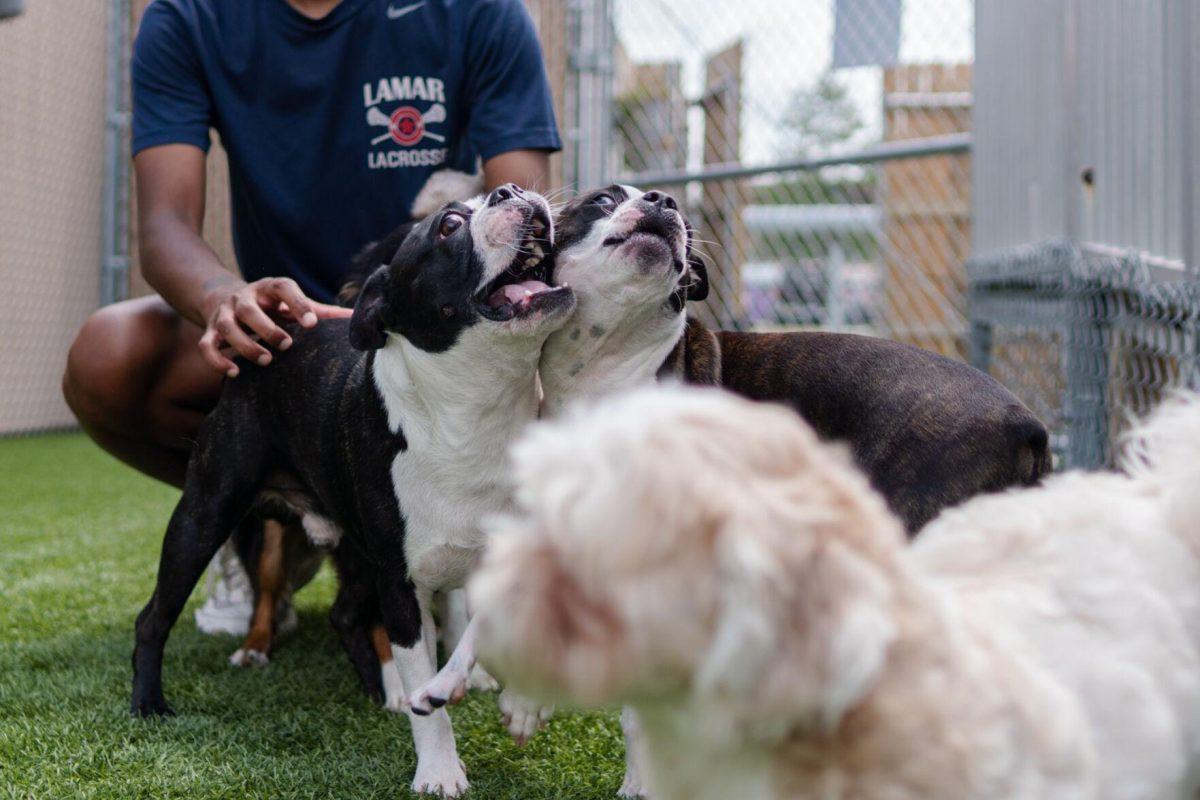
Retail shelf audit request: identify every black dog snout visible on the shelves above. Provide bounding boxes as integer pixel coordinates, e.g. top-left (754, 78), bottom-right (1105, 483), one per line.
top-left (642, 190), bottom-right (678, 211)
top-left (487, 183), bottom-right (525, 206)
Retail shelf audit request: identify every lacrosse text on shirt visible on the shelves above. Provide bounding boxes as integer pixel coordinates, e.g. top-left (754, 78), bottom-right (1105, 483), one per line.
top-left (364, 75), bottom-right (450, 170)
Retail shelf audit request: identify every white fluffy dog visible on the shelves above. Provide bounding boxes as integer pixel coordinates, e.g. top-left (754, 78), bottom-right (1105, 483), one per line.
top-left (470, 385), bottom-right (1200, 800)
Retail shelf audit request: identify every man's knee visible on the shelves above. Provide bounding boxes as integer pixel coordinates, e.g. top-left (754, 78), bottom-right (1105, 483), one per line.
top-left (62, 298), bottom-right (176, 428)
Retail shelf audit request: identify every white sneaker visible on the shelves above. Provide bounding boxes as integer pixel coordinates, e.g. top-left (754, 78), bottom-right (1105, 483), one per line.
top-left (194, 542), bottom-right (254, 636)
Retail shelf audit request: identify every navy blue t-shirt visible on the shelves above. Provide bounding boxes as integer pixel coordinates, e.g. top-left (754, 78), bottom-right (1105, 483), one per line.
top-left (132, 0), bottom-right (561, 301)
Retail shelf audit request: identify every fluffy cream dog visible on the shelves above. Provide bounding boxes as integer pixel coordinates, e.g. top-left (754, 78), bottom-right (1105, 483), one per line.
top-left (470, 385), bottom-right (1200, 800)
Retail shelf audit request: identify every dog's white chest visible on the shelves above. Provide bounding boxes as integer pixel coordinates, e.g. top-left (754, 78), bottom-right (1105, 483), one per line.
top-left (372, 344), bottom-right (537, 592)
top-left (390, 445), bottom-right (508, 590)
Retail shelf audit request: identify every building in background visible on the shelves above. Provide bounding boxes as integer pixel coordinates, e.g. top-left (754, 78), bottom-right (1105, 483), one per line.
top-left (971, 0), bottom-right (1200, 467)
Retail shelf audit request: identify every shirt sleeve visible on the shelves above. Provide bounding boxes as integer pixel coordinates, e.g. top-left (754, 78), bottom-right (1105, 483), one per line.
top-left (461, 0), bottom-right (563, 162)
top-left (131, 1), bottom-right (212, 157)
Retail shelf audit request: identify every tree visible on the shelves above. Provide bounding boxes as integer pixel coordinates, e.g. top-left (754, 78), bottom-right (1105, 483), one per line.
top-left (777, 73), bottom-right (863, 160)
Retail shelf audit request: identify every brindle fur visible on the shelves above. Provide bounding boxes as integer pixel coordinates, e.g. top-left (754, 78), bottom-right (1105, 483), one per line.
top-left (660, 317), bottom-right (1051, 532)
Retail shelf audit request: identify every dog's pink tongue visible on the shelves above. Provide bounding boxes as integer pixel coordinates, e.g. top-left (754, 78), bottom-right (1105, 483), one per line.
top-left (487, 280), bottom-right (552, 308)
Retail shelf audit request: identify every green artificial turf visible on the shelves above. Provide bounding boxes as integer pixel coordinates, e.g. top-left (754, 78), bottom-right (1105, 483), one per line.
top-left (0, 433), bottom-right (624, 799)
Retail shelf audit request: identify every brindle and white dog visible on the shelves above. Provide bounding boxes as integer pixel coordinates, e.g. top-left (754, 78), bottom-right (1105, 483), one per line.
top-left (131, 184), bottom-right (573, 797)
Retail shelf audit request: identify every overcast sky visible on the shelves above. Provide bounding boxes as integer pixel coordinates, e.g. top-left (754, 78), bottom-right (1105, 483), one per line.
top-left (613, 0), bottom-right (973, 165)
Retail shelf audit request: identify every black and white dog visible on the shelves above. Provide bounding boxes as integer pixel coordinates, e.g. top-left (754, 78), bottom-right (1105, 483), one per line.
top-left (130, 185), bottom-right (574, 797)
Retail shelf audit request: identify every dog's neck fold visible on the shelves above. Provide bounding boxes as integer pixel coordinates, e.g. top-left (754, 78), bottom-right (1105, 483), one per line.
top-left (539, 295), bottom-right (686, 417)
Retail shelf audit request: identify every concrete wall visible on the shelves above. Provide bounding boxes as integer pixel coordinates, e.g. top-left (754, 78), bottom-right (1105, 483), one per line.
top-left (0, 1), bottom-right (109, 433)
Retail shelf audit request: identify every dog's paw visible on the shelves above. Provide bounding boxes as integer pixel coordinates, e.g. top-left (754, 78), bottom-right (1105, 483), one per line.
top-left (228, 648), bottom-right (270, 668)
top-left (498, 688), bottom-right (553, 746)
top-left (384, 693), bottom-right (409, 714)
top-left (409, 660), bottom-right (474, 715)
top-left (380, 660), bottom-right (407, 714)
top-left (130, 688), bottom-right (174, 718)
top-left (618, 773), bottom-right (648, 798)
top-left (467, 664), bottom-right (499, 693)
top-left (411, 756), bottom-right (469, 797)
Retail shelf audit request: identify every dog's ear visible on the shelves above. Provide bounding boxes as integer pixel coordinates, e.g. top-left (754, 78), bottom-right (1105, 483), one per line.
top-left (349, 266), bottom-right (390, 351)
top-left (685, 256), bottom-right (709, 301)
top-left (669, 256), bottom-right (710, 314)
top-left (696, 501), bottom-right (896, 730)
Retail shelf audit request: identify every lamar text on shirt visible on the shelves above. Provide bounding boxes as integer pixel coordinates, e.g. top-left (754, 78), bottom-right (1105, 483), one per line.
top-left (363, 76), bottom-right (447, 107)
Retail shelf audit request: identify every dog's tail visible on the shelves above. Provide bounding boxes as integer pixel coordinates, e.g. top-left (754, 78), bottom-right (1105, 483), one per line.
top-left (1120, 391), bottom-right (1200, 541)
top-left (410, 168), bottom-right (484, 219)
top-left (1008, 408), bottom-right (1053, 485)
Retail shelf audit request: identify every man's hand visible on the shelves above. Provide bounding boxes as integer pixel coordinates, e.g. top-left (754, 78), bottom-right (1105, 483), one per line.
top-left (199, 276), bottom-right (352, 378)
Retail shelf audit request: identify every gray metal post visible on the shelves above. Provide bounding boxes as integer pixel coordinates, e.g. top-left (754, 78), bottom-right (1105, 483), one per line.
top-left (1064, 264), bottom-right (1108, 469)
top-left (101, 0), bottom-right (132, 306)
top-left (967, 306), bottom-right (992, 374)
top-left (567, 0), bottom-right (612, 190)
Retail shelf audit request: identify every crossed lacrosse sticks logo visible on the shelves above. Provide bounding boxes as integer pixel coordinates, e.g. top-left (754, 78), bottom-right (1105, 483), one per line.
top-left (366, 103), bottom-right (447, 146)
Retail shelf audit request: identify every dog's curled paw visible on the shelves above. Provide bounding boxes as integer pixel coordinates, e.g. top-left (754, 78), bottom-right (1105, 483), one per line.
top-left (409, 664), bottom-right (471, 715)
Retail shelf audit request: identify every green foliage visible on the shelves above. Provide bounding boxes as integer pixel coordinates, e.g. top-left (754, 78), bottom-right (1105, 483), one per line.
top-left (0, 434), bottom-right (625, 799)
top-left (777, 73), bottom-right (864, 160)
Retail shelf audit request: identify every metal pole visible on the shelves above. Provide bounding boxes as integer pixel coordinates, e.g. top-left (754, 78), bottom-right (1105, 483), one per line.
top-left (615, 133), bottom-right (972, 186)
top-left (101, 0), bottom-right (131, 306)
top-left (569, 0), bottom-right (612, 190)
top-left (825, 242), bottom-right (845, 328)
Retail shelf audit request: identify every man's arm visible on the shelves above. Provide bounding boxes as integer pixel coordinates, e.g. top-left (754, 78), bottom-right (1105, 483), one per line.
top-left (482, 150), bottom-right (552, 193)
top-left (136, 144), bottom-right (349, 378)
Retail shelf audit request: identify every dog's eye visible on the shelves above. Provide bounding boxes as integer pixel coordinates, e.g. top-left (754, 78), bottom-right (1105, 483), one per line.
top-left (589, 193), bottom-right (616, 208)
top-left (438, 213), bottom-right (465, 239)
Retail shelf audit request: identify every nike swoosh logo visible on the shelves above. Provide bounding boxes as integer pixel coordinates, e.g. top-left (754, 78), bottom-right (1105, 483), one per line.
top-left (386, 1), bottom-right (424, 19)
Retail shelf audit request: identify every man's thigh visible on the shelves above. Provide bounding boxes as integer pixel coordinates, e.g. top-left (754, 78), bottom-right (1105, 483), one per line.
top-left (64, 295), bottom-right (223, 484)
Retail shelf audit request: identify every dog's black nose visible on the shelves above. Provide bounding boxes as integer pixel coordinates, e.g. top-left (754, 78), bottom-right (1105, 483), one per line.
top-left (487, 183), bottom-right (525, 206)
top-left (642, 190), bottom-right (678, 211)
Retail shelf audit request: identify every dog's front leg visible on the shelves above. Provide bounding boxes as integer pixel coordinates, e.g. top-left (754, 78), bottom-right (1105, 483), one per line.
top-left (410, 615), bottom-right (480, 713)
top-left (619, 706), bottom-right (650, 798)
top-left (439, 589), bottom-right (498, 692)
top-left (382, 584), bottom-right (468, 797)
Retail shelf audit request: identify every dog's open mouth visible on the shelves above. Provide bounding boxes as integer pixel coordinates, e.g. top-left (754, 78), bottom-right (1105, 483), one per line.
top-left (477, 206), bottom-right (568, 321)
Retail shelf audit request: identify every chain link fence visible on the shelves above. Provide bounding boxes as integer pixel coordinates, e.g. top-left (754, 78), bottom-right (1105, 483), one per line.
top-left (577, 0), bottom-right (975, 359)
top-left (568, 0), bottom-right (1200, 468)
top-left (969, 241), bottom-right (1200, 469)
